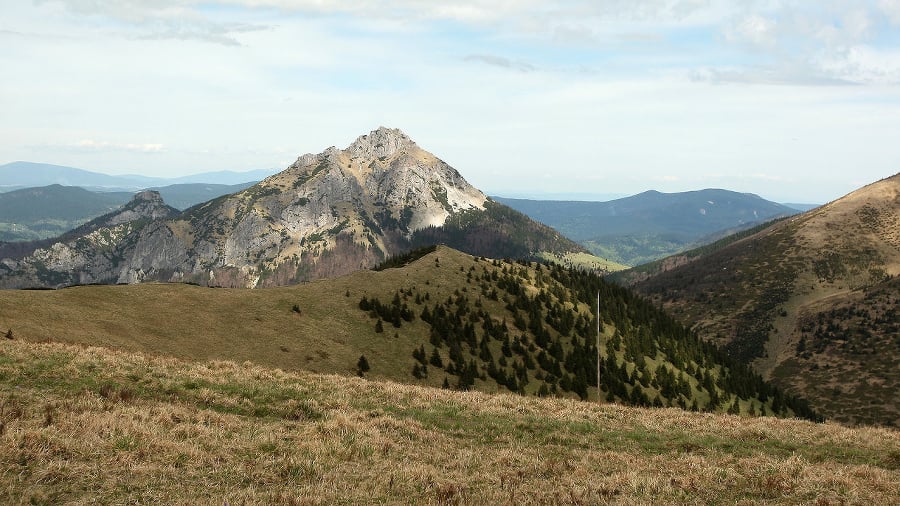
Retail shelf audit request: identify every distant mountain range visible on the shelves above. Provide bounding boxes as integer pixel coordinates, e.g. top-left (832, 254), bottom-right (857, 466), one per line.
top-left (618, 173), bottom-right (900, 427)
top-left (2, 162), bottom-right (820, 269)
top-left (495, 190), bottom-right (800, 266)
top-left (0, 161), bottom-right (277, 191)
top-left (0, 127), bottom-right (593, 289)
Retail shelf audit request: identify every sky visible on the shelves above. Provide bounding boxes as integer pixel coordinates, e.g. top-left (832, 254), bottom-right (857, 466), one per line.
top-left (2, 1), bottom-right (900, 203)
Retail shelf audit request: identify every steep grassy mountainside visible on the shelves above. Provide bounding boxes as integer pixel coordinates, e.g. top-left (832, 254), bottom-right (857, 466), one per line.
top-left (0, 127), bottom-right (592, 289)
top-left (629, 174), bottom-right (900, 427)
top-left (496, 190), bottom-right (797, 266)
top-left (0, 246), bottom-right (817, 420)
top-left (608, 217), bottom-right (791, 286)
top-left (0, 185), bottom-right (132, 241)
top-left (1, 339), bottom-right (897, 504)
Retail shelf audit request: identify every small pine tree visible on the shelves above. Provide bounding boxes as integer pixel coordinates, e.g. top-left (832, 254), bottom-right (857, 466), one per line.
top-left (374, 319), bottom-right (384, 333)
top-left (442, 377), bottom-right (450, 389)
top-left (4, 329), bottom-right (12, 340)
top-left (429, 348), bottom-right (443, 368)
top-left (357, 355), bottom-right (370, 376)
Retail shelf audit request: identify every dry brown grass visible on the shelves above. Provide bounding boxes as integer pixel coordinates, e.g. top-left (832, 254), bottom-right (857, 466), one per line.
top-left (633, 174), bottom-right (900, 426)
top-left (1, 338), bottom-right (897, 505)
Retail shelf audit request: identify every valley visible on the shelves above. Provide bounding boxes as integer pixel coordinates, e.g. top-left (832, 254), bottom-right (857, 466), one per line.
top-left (626, 174), bottom-right (900, 427)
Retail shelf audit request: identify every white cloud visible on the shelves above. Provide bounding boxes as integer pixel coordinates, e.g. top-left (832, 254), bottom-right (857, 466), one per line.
top-left (880, 0), bottom-right (900, 24)
top-left (725, 14), bottom-right (777, 48)
top-left (464, 54), bottom-right (536, 72)
top-left (2, 0), bottom-right (898, 203)
top-left (67, 140), bottom-right (165, 153)
top-left (817, 45), bottom-right (900, 84)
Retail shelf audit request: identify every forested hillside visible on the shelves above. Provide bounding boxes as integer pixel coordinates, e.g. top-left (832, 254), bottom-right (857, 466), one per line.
top-left (355, 247), bottom-right (818, 419)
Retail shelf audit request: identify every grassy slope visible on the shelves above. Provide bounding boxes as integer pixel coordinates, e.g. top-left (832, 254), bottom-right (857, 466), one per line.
top-left (0, 248), bottom-right (536, 386)
top-left (0, 246), bottom-right (814, 419)
top-left (0, 247), bottom-right (629, 391)
top-left (627, 174), bottom-right (900, 427)
top-left (1, 338), bottom-right (897, 505)
top-left (536, 251), bottom-right (629, 273)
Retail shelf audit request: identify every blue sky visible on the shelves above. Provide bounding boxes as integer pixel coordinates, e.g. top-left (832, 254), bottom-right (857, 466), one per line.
top-left (2, 1), bottom-right (900, 203)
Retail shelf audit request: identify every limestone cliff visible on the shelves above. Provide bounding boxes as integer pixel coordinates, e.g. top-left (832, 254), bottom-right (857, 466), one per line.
top-left (1, 127), bottom-right (587, 288)
top-left (0, 191), bottom-right (178, 288)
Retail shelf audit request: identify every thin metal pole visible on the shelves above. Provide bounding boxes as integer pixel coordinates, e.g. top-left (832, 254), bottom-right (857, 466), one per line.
top-left (597, 291), bottom-right (601, 393)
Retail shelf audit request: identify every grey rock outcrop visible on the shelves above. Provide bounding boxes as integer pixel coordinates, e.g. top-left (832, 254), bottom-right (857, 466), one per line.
top-left (1, 127), bottom-right (586, 289)
top-left (0, 191), bottom-right (179, 288)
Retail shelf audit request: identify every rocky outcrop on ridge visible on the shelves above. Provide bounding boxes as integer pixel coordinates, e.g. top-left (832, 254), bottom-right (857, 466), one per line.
top-left (1, 127), bottom-right (587, 289)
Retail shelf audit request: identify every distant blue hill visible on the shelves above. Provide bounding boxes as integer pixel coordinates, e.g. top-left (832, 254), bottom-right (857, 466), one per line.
top-left (493, 189), bottom-right (800, 266)
top-left (0, 161), bottom-right (277, 191)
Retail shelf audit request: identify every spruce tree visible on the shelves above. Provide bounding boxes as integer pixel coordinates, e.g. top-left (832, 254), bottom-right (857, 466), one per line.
top-left (356, 355), bottom-right (370, 376)
top-left (429, 347), bottom-right (444, 368)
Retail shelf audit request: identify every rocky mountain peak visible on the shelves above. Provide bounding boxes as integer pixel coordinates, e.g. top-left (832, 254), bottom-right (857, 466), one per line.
top-left (346, 126), bottom-right (416, 159)
top-left (133, 190), bottom-right (164, 204)
top-left (106, 190), bottom-right (176, 225)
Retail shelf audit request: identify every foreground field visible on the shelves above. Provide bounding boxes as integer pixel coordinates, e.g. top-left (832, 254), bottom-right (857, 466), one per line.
top-left (1, 339), bottom-right (897, 505)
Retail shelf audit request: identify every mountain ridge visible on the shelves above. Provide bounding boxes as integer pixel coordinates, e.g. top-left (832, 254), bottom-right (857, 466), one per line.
top-left (627, 173), bottom-right (900, 426)
top-left (495, 189), bottom-right (798, 266)
top-left (0, 127), bottom-right (590, 288)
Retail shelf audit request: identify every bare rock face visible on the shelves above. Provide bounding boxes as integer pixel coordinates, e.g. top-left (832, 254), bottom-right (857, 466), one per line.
top-left (118, 127), bottom-right (488, 287)
top-left (1, 127), bottom-right (580, 289)
top-left (346, 127), bottom-right (414, 159)
top-left (0, 191), bottom-right (179, 288)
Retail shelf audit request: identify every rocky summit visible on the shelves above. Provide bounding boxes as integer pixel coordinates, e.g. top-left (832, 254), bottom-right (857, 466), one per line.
top-left (0, 127), bottom-right (584, 288)
top-left (0, 191), bottom-right (179, 288)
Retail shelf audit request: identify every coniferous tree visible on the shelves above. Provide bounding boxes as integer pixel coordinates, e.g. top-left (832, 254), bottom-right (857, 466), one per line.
top-left (429, 347), bottom-right (444, 368)
top-left (356, 355), bottom-right (370, 376)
